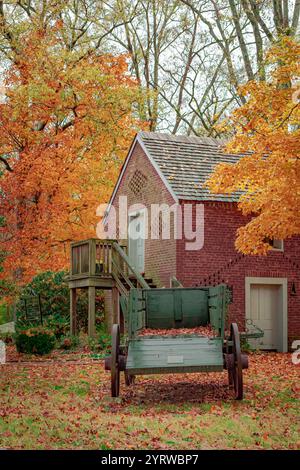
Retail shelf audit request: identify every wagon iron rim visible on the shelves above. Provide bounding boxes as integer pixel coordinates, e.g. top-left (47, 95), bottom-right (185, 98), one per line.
top-left (111, 324), bottom-right (120, 397)
top-left (229, 322), bottom-right (243, 400)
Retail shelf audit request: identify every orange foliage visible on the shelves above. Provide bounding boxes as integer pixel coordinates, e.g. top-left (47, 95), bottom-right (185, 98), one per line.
top-left (206, 37), bottom-right (300, 254)
top-left (0, 26), bottom-right (144, 282)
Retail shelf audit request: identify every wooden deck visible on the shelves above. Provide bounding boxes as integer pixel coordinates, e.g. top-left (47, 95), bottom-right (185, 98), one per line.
top-left (68, 239), bottom-right (119, 337)
top-left (69, 239), bottom-right (122, 287)
top-left (68, 274), bottom-right (114, 289)
top-left (68, 239), bottom-right (150, 337)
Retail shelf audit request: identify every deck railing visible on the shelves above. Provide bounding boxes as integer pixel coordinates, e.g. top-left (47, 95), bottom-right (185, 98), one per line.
top-left (70, 239), bottom-right (119, 278)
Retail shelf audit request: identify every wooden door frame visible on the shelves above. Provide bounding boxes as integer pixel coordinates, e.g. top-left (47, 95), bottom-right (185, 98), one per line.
top-left (245, 277), bottom-right (288, 352)
top-left (128, 208), bottom-right (146, 273)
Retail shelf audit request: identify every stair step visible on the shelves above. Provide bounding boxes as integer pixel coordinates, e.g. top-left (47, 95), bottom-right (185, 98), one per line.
top-left (117, 274), bottom-right (157, 290)
top-left (121, 277), bottom-right (155, 287)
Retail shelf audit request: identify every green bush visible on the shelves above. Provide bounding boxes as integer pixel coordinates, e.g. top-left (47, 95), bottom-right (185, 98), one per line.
top-left (0, 332), bottom-right (14, 344)
top-left (59, 334), bottom-right (80, 350)
top-left (45, 314), bottom-right (69, 339)
top-left (16, 271), bottom-right (105, 333)
top-left (89, 327), bottom-right (111, 354)
top-left (15, 327), bottom-right (56, 355)
top-left (241, 338), bottom-right (255, 353)
top-left (16, 271), bottom-right (70, 324)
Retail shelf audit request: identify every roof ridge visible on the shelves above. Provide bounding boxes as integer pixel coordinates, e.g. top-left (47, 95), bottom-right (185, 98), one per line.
top-left (139, 131), bottom-right (227, 146)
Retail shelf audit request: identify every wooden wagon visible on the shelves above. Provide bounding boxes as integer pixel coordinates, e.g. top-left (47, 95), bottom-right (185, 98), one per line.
top-left (105, 284), bottom-right (249, 400)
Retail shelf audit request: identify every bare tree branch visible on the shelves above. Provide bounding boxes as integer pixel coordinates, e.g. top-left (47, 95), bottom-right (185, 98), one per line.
top-left (0, 155), bottom-right (13, 172)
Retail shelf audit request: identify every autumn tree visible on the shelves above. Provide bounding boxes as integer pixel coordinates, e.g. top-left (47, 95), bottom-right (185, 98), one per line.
top-left (0, 24), bottom-right (143, 282)
top-left (206, 37), bottom-right (300, 254)
top-left (2, 1), bottom-right (300, 136)
top-left (108, 0), bottom-right (300, 134)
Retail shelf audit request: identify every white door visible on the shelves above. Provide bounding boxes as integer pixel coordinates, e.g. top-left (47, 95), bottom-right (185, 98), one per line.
top-left (128, 211), bottom-right (145, 273)
top-left (249, 284), bottom-right (280, 350)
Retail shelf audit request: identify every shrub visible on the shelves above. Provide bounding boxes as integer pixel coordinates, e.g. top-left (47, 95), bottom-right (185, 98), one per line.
top-left (45, 314), bottom-right (69, 339)
top-left (15, 327), bottom-right (56, 355)
top-left (16, 271), bottom-right (70, 325)
top-left (89, 327), bottom-right (111, 354)
top-left (240, 338), bottom-right (255, 353)
top-left (0, 332), bottom-right (14, 344)
top-left (59, 335), bottom-right (80, 350)
top-left (16, 271), bottom-right (105, 333)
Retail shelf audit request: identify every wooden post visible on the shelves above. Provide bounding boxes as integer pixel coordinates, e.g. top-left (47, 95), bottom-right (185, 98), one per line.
top-left (70, 288), bottom-right (77, 335)
top-left (111, 286), bottom-right (120, 325)
top-left (88, 286), bottom-right (96, 337)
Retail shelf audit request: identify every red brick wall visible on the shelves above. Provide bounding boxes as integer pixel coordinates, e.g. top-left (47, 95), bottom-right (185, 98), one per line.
top-left (176, 201), bottom-right (300, 342)
top-left (111, 142), bottom-right (177, 287)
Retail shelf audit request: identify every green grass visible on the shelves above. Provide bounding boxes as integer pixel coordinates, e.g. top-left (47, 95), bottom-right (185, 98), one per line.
top-left (0, 352), bottom-right (299, 449)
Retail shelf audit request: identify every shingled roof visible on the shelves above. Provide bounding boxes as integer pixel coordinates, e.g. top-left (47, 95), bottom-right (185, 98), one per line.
top-left (138, 132), bottom-right (243, 202)
top-left (106, 132), bottom-right (246, 216)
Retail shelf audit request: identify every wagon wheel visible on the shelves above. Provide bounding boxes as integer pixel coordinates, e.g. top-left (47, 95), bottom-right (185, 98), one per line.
top-left (111, 324), bottom-right (120, 397)
top-left (229, 323), bottom-right (243, 400)
top-left (125, 372), bottom-right (135, 386)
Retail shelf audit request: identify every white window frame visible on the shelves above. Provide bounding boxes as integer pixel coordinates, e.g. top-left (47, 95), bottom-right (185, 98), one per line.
top-left (269, 239), bottom-right (284, 251)
top-left (266, 238), bottom-right (284, 251)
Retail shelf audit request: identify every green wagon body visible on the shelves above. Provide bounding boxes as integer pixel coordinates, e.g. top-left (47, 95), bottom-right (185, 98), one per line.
top-left (126, 285), bottom-right (227, 375)
top-left (106, 283), bottom-right (251, 399)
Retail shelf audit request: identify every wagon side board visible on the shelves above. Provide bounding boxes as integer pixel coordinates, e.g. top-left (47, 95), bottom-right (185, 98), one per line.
top-left (145, 288), bottom-right (209, 329)
top-left (208, 284), bottom-right (227, 339)
top-left (126, 336), bottom-right (224, 374)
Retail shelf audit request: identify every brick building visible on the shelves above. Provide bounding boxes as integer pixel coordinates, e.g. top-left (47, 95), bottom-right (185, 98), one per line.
top-left (104, 132), bottom-right (300, 351)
